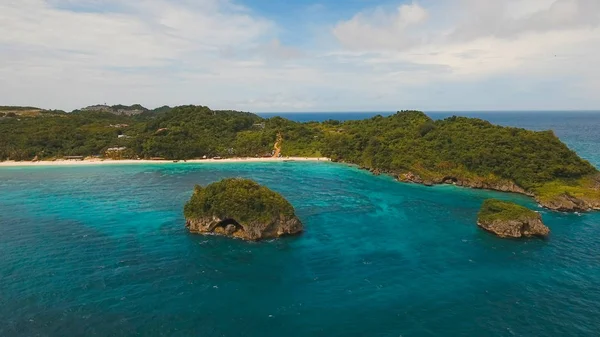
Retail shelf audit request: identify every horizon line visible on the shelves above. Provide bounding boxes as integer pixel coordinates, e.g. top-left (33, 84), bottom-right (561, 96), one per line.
top-left (256, 109), bottom-right (600, 114)
top-left (3, 104), bottom-right (600, 114)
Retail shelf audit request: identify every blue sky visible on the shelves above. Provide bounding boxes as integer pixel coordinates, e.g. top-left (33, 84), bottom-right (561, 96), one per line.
top-left (1, 0), bottom-right (599, 112)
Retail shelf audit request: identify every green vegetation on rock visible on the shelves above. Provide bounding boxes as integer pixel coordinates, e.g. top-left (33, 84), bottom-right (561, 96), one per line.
top-left (184, 178), bottom-right (296, 224)
top-left (478, 199), bottom-right (538, 223)
top-left (184, 178), bottom-right (303, 240)
top-left (477, 199), bottom-right (549, 238)
top-left (318, 111), bottom-right (599, 211)
top-left (321, 111), bottom-right (596, 190)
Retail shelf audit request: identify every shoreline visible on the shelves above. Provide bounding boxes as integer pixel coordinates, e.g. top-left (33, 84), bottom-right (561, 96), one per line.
top-left (0, 157), bottom-right (331, 167)
top-left (2, 156), bottom-right (596, 213)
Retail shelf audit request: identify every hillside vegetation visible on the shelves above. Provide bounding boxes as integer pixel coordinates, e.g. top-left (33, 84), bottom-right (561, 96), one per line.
top-left (1, 105), bottom-right (598, 211)
top-left (322, 111), bottom-right (596, 190)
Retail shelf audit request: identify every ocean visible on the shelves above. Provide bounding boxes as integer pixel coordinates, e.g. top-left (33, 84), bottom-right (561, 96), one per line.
top-left (1, 111), bottom-right (600, 336)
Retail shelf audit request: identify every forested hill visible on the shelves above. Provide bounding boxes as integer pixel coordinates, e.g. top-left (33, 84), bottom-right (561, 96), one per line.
top-left (1, 105), bottom-right (598, 210)
top-left (322, 111), bottom-right (596, 190)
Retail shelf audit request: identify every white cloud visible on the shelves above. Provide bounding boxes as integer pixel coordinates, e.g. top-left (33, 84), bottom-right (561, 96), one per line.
top-left (333, 0), bottom-right (600, 50)
top-left (333, 2), bottom-right (430, 51)
top-left (451, 0), bottom-right (600, 40)
top-left (0, 0), bottom-right (599, 111)
top-left (255, 39), bottom-right (304, 61)
top-left (2, 0), bottom-right (274, 65)
top-left (328, 0), bottom-right (600, 110)
top-left (0, 0), bottom-right (281, 109)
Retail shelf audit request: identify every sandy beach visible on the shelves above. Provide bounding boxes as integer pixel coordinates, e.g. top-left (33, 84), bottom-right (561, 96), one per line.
top-left (0, 157), bottom-right (331, 167)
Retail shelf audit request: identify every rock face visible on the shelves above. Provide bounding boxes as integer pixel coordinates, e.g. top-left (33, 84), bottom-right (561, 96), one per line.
top-left (478, 217), bottom-right (549, 239)
top-left (185, 215), bottom-right (303, 241)
top-left (536, 175), bottom-right (600, 212)
top-left (184, 178), bottom-right (303, 241)
top-left (477, 199), bottom-right (549, 239)
top-left (399, 171), bottom-right (600, 212)
top-left (337, 164), bottom-right (600, 213)
top-left (398, 171), bottom-right (531, 195)
top-left (538, 193), bottom-right (600, 212)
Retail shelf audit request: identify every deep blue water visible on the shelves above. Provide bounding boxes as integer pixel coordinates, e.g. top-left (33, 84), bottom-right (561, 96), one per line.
top-left (1, 112), bottom-right (600, 336)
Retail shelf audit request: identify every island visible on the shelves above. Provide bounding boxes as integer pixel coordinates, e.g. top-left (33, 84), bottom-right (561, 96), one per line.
top-left (183, 178), bottom-right (303, 241)
top-left (2, 104), bottom-right (599, 212)
top-left (477, 199), bottom-right (550, 239)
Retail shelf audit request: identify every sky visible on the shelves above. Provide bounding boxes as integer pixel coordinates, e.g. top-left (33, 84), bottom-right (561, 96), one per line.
top-left (1, 0), bottom-right (599, 112)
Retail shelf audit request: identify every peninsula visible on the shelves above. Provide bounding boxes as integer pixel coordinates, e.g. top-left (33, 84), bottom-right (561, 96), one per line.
top-left (1, 104), bottom-right (599, 212)
top-left (184, 178), bottom-right (303, 241)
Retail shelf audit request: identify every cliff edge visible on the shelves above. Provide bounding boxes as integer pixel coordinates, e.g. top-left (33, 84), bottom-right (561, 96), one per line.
top-left (184, 178), bottom-right (303, 241)
top-left (477, 199), bottom-right (549, 239)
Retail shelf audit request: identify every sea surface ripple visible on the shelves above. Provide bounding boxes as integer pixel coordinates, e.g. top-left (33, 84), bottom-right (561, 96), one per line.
top-left (1, 112), bottom-right (600, 336)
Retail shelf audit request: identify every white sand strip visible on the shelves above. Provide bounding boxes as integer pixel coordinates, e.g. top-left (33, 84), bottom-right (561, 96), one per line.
top-left (0, 157), bottom-right (331, 167)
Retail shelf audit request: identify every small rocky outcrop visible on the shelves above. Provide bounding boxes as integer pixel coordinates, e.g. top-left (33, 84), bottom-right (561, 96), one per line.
top-left (184, 178), bottom-right (303, 241)
top-left (399, 172), bottom-right (424, 184)
top-left (369, 168), bottom-right (382, 176)
top-left (477, 199), bottom-right (549, 239)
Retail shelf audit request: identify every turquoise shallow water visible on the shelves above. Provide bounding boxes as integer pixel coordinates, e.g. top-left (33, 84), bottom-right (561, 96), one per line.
top-left (1, 112), bottom-right (600, 336)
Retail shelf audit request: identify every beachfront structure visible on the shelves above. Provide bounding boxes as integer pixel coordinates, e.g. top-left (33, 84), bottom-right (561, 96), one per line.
top-left (106, 147), bottom-right (127, 152)
top-left (105, 147), bottom-right (127, 159)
